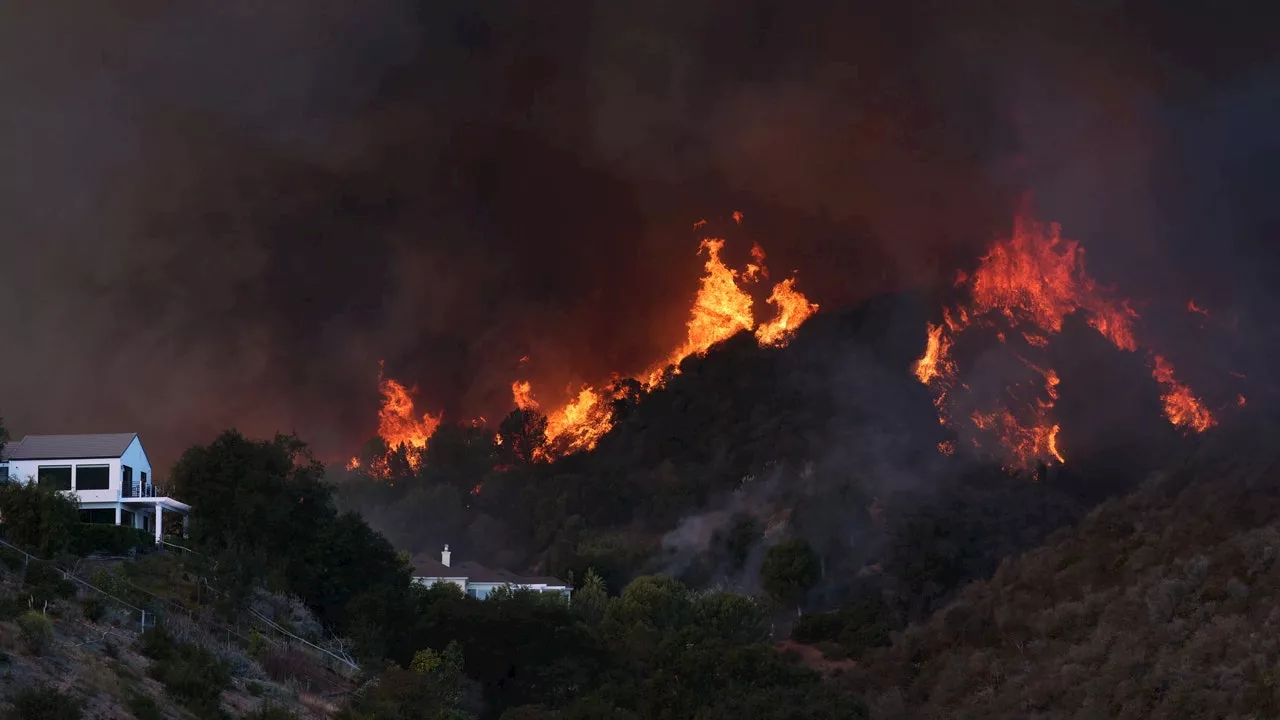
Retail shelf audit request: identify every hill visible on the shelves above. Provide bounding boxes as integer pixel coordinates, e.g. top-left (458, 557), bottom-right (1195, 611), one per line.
top-left (336, 292), bottom-right (1186, 626)
top-left (843, 414), bottom-right (1280, 719)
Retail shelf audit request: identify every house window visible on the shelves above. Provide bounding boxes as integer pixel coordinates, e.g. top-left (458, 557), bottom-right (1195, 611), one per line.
top-left (38, 466), bottom-right (72, 491)
top-left (80, 509), bottom-right (115, 524)
top-left (466, 588), bottom-right (478, 598)
top-left (141, 471), bottom-right (148, 492)
top-left (0, 465), bottom-right (8, 480)
top-left (121, 510), bottom-right (135, 528)
top-left (122, 465), bottom-right (133, 494)
top-left (76, 465), bottom-right (110, 491)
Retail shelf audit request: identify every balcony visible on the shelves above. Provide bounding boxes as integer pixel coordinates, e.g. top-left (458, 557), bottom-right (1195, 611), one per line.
top-left (121, 481), bottom-right (158, 499)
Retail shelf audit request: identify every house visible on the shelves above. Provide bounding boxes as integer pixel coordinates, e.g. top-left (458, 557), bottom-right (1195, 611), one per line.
top-left (411, 545), bottom-right (571, 600)
top-left (0, 433), bottom-right (190, 544)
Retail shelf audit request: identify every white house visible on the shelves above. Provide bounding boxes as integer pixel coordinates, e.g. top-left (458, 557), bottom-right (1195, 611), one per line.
top-left (0, 433), bottom-right (190, 544)
top-left (411, 545), bottom-right (571, 600)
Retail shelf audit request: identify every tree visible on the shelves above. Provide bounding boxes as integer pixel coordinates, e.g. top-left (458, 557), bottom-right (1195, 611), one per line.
top-left (761, 539), bottom-right (821, 611)
top-left (498, 409), bottom-right (547, 465)
top-left (0, 479), bottom-right (80, 556)
top-left (572, 568), bottom-right (609, 624)
top-left (170, 430), bottom-right (412, 653)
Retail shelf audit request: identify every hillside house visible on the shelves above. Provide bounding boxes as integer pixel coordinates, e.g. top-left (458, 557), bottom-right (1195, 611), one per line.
top-left (0, 433), bottom-right (190, 544)
top-left (411, 545), bottom-right (571, 599)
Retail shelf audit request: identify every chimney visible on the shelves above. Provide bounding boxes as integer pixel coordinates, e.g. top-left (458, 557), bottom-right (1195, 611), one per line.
top-left (441, 544), bottom-right (451, 567)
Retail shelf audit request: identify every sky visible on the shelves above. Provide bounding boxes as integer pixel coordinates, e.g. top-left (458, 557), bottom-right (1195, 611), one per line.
top-left (1, 1), bottom-right (1277, 472)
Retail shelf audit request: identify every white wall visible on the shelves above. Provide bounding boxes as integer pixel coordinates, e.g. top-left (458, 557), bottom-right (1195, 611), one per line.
top-left (414, 577), bottom-right (467, 590)
top-left (120, 436), bottom-right (152, 493)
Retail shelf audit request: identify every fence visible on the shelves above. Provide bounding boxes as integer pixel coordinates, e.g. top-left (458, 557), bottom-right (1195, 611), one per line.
top-left (0, 534), bottom-right (360, 690)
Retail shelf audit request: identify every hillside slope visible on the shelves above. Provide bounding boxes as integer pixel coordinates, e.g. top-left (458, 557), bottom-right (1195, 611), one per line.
top-left (845, 414), bottom-right (1280, 719)
top-left (0, 550), bottom-right (351, 719)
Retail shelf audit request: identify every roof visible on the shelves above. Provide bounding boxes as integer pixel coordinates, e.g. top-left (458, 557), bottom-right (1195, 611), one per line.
top-left (409, 555), bottom-right (567, 587)
top-left (409, 554), bottom-right (467, 579)
top-left (2, 433), bottom-right (139, 461)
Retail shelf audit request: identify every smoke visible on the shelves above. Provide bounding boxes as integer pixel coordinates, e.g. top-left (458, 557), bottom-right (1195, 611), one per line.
top-left (1, 1), bottom-right (1276, 470)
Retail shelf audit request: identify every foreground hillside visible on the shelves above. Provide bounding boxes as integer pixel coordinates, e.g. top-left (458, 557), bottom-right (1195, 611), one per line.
top-left (0, 546), bottom-right (348, 719)
top-left (844, 415), bottom-right (1280, 719)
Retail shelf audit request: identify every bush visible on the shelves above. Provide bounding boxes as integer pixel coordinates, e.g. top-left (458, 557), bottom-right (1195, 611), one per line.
top-left (81, 596), bottom-right (106, 622)
top-left (69, 523), bottom-right (153, 556)
top-left (8, 685), bottom-right (83, 720)
top-left (127, 691), bottom-right (162, 720)
top-left (138, 627), bottom-right (232, 719)
top-left (17, 610), bottom-right (54, 654)
top-left (0, 593), bottom-right (23, 620)
top-left (0, 479), bottom-right (80, 556)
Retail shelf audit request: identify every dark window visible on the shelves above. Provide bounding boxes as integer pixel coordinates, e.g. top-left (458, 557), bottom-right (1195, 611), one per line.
top-left (466, 588), bottom-right (478, 598)
top-left (80, 508), bottom-right (115, 524)
top-left (141, 471), bottom-right (148, 493)
top-left (38, 466), bottom-right (72, 491)
top-left (121, 510), bottom-right (134, 528)
top-left (0, 465), bottom-right (8, 480)
top-left (76, 465), bottom-right (110, 491)
top-left (122, 465), bottom-right (133, 494)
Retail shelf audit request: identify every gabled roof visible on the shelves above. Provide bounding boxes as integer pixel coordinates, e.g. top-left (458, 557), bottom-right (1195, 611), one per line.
top-left (1, 433), bottom-right (139, 461)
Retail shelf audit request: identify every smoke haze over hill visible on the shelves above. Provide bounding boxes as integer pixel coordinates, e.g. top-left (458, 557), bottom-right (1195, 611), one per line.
top-left (1, 1), bottom-right (1277, 468)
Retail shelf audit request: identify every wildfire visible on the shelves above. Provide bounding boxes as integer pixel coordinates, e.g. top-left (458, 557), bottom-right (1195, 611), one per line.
top-left (914, 214), bottom-right (1216, 470)
top-left (516, 223), bottom-right (817, 460)
top-left (355, 214), bottom-right (818, 470)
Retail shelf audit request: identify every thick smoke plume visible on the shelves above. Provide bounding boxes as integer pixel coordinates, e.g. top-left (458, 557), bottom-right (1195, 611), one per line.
top-left (1, 1), bottom-right (1276, 469)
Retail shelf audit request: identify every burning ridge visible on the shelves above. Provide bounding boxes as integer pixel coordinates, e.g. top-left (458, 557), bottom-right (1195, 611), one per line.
top-left (913, 214), bottom-right (1220, 471)
top-left (353, 214), bottom-right (818, 475)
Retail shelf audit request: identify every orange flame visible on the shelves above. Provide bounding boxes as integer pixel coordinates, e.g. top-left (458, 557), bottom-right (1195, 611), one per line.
top-left (1150, 355), bottom-right (1217, 432)
top-left (522, 227), bottom-right (817, 460)
top-left (756, 278), bottom-right (820, 347)
top-left (359, 215), bottom-right (819, 468)
top-left (914, 215), bottom-right (1216, 471)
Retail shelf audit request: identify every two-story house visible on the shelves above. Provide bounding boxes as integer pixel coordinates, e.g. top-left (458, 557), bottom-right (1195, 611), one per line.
top-left (0, 433), bottom-right (190, 544)
top-left (411, 545), bottom-right (571, 599)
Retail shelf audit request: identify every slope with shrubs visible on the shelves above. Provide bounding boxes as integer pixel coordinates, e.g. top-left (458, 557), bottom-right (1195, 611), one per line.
top-left (845, 416), bottom-right (1280, 719)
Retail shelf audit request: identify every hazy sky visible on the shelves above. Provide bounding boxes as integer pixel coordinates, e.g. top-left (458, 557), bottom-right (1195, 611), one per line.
top-left (1, 1), bottom-right (1276, 471)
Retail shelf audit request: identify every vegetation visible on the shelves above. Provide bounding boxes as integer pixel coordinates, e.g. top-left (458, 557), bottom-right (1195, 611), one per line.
top-left (138, 626), bottom-right (233, 719)
top-left (0, 479), bottom-right (80, 556)
top-left (7, 685), bottom-right (82, 720)
top-left (16, 611), bottom-right (54, 654)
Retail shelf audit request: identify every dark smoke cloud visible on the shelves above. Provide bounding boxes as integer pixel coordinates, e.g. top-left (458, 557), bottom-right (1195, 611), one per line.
top-left (1, 1), bottom-right (1276, 470)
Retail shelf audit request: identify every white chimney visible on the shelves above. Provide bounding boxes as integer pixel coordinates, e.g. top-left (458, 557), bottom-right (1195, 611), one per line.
top-left (441, 544), bottom-right (451, 567)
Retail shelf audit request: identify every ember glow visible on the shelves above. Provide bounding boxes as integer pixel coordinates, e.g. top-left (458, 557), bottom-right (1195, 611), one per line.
top-left (914, 215), bottom-right (1216, 470)
top-left (347, 372), bottom-right (443, 477)
top-left (517, 228), bottom-right (818, 460)
top-left (353, 216), bottom-right (819, 471)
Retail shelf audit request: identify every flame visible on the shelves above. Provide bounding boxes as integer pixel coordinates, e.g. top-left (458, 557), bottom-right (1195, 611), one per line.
top-left (512, 380), bottom-right (538, 410)
top-left (1187, 299), bottom-right (1210, 317)
top-left (377, 376), bottom-right (442, 463)
top-left (358, 214), bottom-right (819, 467)
top-left (914, 215), bottom-right (1216, 470)
top-left (520, 224), bottom-right (817, 460)
top-left (1150, 355), bottom-right (1217, 432)
top-left (756, 278), bottom-right (820, 347)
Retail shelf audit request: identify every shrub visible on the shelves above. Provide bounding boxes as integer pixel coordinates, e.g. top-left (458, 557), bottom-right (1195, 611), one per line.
top-left (17, 610), bottom-right (54, 654)
top-left (81, 596), bottom-right (106, 622)
top-left (0, 593), bottom-right (23, 620)
top-left (139, 626), bottom-right (231, 719)
top-left (69, 523), bottom-right (154, 556)
top-left (127, 691), bottom-right (162, 720)
top-left (8, 685), bottom-right (83, 720)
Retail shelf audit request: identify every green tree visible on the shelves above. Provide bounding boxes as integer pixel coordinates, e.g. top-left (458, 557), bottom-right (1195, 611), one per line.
top-left (0, 479), bottom-right (80, 556)
top-left (338, 641), bottom-right (474, 720)
top-left (572, 568), bottom-right (609, 624)
top-left (760, 539), bottom-right (821, 611)
top-left (170, 430), bottom-right (412, 655)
